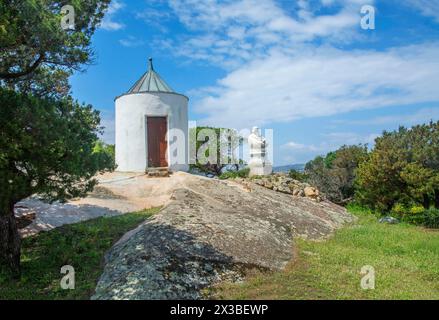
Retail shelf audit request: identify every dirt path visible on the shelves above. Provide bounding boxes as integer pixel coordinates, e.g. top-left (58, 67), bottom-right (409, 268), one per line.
top-left (16, 172), bottom-right (190, 237)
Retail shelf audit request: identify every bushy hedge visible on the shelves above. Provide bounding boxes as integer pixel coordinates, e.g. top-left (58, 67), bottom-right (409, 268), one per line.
top-left (395, 206), bottom-right (439, 229)
top-left (219, 168), bottom-right (250, 180)
top-left (356, 122), bottom-right (439, 212)
top-left (288, 169), bottom-right (308, 182)
top-left (302, 121), bottom-right (439, 228)
top-left (304, 145), bottom-right (368, 204)
top-left (189, 127), bottom-right (243, 176)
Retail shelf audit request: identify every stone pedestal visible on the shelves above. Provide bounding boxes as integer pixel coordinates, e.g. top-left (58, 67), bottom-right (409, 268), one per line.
top-left (248, 127), bottom-right (272, 177)
top-left (249, 158), bottom-right (273, 177)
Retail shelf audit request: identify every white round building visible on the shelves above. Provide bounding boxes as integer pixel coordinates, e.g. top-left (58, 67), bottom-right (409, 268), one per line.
top-left (115, 58), bottom-right (189, 173)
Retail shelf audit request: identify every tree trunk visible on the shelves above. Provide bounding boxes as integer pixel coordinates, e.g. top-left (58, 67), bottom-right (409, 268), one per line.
top-left (423, 194), bottom-right (431, 209)
top-left (0, 203), bottom-right (21, 278)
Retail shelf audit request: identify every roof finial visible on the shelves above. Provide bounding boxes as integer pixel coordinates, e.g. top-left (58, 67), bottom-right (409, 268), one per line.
top-left (148, 57), bottom-right (154, 71)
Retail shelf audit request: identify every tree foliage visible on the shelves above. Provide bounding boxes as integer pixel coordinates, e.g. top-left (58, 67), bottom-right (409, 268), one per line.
top-left (288, 169), bottom-right (308, 182)
top-left (356, 122), bottom-right (439, 212)
top-left (0, 0), bottom-right (110, 80)
top-left (0, 0), bottom-right (111, 276)
top-left (0, 88), bottom-right (115, 276)
top-left (93, 141), bottom-right (116, 170)
top-left (0, 0), bottom-right (111, 100)
top-left (189, 126), bottom-right (244, 175)
top-left (305, 145), bottom-right (369, 204)
top-left (0, 88), bottom-right (115, 206)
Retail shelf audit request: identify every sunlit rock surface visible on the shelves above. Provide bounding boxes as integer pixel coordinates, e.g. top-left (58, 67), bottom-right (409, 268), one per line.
top-left (93, 173), bottom-right (355, 300)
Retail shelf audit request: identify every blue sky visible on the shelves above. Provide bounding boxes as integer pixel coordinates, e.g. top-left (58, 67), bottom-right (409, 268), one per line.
top-left (70, 0), bottom-right (439, 165)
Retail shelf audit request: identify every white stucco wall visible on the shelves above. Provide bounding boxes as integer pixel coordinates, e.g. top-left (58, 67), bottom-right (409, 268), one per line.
top-left (115, 92), bottom-right (189, 173)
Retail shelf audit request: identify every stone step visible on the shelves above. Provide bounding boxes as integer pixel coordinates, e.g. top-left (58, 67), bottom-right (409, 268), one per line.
top-left (146, 167), bottom-right (170, 178)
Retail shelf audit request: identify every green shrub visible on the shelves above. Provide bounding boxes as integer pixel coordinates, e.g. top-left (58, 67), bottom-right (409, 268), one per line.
top-left (306, 144), bottom-right (369, 204)
top-left (409, 205), bottom-right (425, 215)
top-left (288, 169), bottom-right (308, 182)
top-left (189, 127), bottom-right (243, 175)
top-left (355, 121), bottom-right (439, 212)
top-left (391, 203), bottom-right (407, 216)
top-left (400, 207), bottom-right (439, 229)
top-left (421, 208), bottom-right (439, 229)
top-left (219, 168), bottom-right (250, 180)
top-left (401, 212), bottom-right (425, 226)
top-left (93, 141), bottom-right (116, 169)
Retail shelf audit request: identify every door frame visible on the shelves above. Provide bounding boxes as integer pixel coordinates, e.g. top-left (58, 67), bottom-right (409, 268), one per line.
top-left (145, 115), bottom-right (169, 169)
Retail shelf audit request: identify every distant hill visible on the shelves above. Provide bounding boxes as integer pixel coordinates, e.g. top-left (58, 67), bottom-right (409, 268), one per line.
top-left (273, 164), bottom-right (305, 173)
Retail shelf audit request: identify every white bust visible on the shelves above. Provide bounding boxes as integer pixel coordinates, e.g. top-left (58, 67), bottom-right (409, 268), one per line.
top-left (248, 126), bottom-right (272, 176)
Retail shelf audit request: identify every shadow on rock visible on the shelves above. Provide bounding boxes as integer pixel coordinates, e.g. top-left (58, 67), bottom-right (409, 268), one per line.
top-left (92, 174), bottom-right (356, 300)
top-left (92, 223), bottom-right (242, 300)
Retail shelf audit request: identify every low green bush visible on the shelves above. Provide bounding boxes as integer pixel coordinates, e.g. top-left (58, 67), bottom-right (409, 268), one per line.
top-left (392, 203), bottom-right (439, 229)
top-left (418, 208), bottom-right (439, 229)
top-left (401, 211), bottom-right (428, 226)
top-left (391, 203), bottom-right (407, 216)
top-left (219, 168), bottom-right (250, 180)
top-left (353, 202), bottom-right (439, 229)
top-left (288, 169), bottom-right (308, 182)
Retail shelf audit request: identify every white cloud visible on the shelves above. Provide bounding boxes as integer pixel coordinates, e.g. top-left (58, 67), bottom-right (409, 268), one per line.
top-left (119, 36), bottom-right (145, 48)
top-left (323, 132), bottom-right (379, 146)
top-left (279, 131), bottom-right (378, 164)
top-left (136, 7), bottom-right (172, 33)
top-left (337, 107), bottom-right (439, 126)
top-left (162, 0), bottom-right (374, 67)
top-left (151, 1), bottom-right (439, 136)
top-left (283, 131), bottom-right (379, 151)
top-left (100, 20), bottom-right (124, 31)
top-left (194, 43), bottom-right (439, 128)
top-left (281, 141), bottom-right (321, 152)
top-left (154, 0), bottom-right (437, 131)
top-left (100, 0), bottom-right (125, 31)
top-left (406, 0), bottom-right (439, 23)
top-left (100, 113), bottom-right (115, 144)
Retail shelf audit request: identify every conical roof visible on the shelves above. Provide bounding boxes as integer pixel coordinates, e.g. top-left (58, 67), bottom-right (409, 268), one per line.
top-left (127, 58), bottom-right (174, 94)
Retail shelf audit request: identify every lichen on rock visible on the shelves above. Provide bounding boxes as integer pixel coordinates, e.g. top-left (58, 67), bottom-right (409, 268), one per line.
top-left (92, 173), bottom-right (355, 300)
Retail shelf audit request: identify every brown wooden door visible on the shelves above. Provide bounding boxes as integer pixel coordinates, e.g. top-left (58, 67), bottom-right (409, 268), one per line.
top-left (147, 117), bottom-right (168, 168)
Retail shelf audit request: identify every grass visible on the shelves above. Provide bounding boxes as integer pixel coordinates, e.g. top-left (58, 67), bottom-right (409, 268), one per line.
top-left (0, 208), bottom-right (160, 300)
top-left (2, 205), bottom-right (438, 300)
top-left (211, 205), bottom-right (439, 300)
